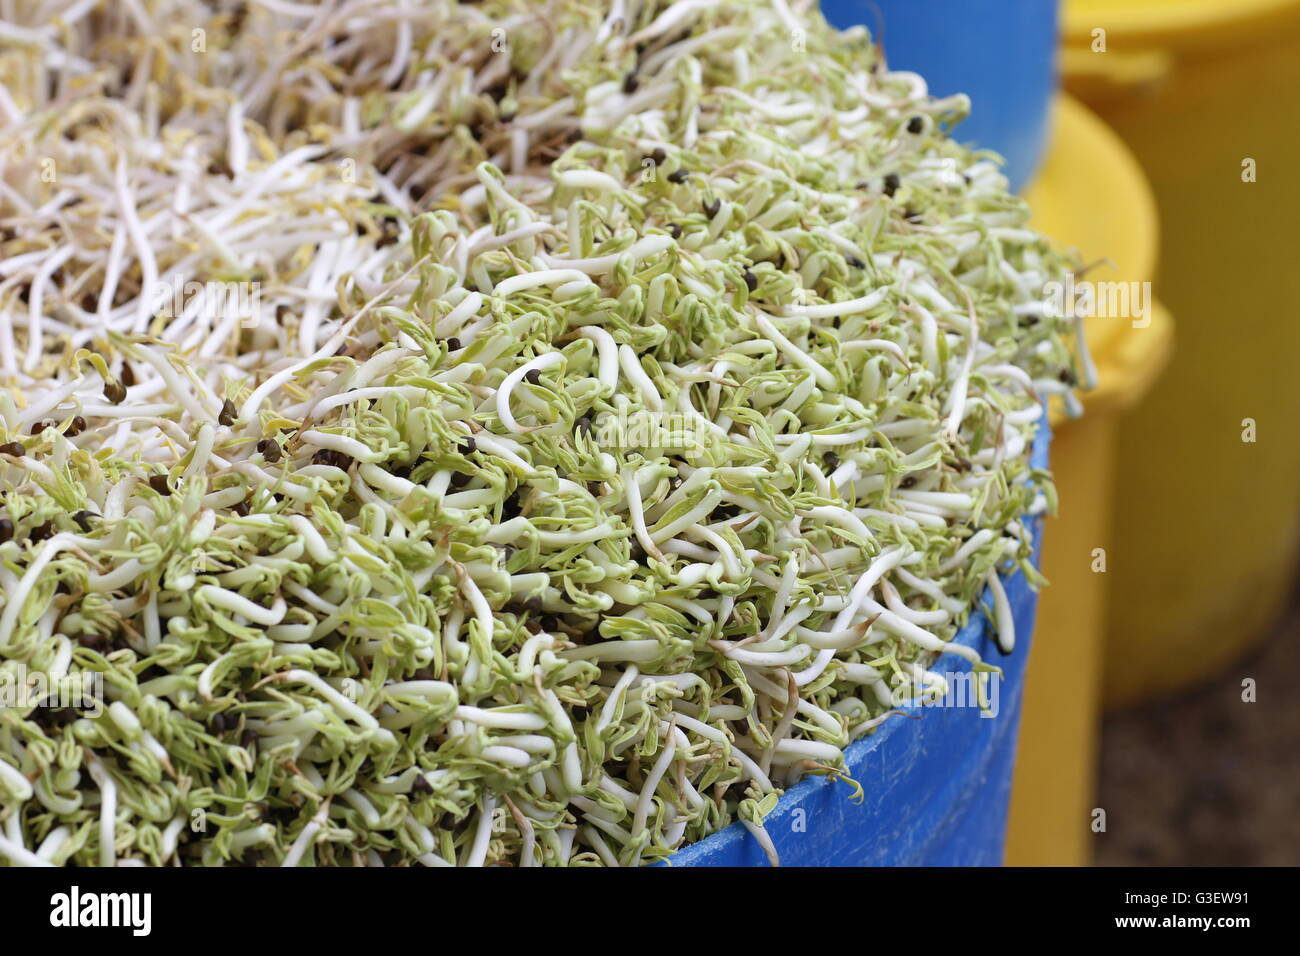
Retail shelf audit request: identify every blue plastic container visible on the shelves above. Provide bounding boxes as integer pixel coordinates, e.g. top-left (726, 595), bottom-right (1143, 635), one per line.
top-left (819, 0), bottom-right (1060, 191)
top-left (667, 422), bottom-right (1050, 866)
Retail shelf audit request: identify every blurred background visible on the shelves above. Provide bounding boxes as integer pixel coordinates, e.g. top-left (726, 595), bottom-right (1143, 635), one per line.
top-left (821, 0), bottom-right (1300, 865)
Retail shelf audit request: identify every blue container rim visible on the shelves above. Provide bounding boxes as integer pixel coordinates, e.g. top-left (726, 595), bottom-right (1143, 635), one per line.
top-left (662, 416), bottom-right (1052, 866)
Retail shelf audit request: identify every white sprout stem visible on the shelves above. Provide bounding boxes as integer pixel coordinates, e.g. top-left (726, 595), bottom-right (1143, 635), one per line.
top-left (0, 832), bottom-right (54, 868)
top-left (280, 799), bottom-right (331, 867)
top-left (986, 569), bottom-right (1016, 654)
top-left (578, 325), bottom-right (620, 392)
top-left (84, 753), bottom-right (118, 868)
top-left (465, 795), bottom-right (498, 867)
top-left (617, 344), bottom-right (664, 413)
top-left (778, 288), bottom-right (887, 320)
top-left (495, 351), bottom-right (566, 433)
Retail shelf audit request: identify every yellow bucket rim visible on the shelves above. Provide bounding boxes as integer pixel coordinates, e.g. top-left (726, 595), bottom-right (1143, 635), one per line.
top-left (1024, 95), bottom-right (1158, 285)
top-left (1063, 0), bottom-right (1300, 48)
top-left (1023, 95), bottom-right (1173, 423)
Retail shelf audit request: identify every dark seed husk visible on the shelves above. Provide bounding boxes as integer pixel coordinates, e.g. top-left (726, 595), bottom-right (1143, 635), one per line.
top-left (257, 439), bottom-right (282, 463)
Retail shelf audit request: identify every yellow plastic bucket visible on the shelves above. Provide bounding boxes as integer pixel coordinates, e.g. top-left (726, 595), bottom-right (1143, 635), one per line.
top-left (1005, 95), bottom-right (1173, 866)
top-left (1061, 0), bottom-right (1300, 708)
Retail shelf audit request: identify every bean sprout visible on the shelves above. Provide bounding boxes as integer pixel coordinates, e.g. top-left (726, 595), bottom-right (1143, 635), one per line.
top-left (0, 0), bottom-right (1081, 867)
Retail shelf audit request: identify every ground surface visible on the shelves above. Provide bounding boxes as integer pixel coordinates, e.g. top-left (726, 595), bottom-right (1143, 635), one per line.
top-left (1094, 595), bottom-right (1300, 866)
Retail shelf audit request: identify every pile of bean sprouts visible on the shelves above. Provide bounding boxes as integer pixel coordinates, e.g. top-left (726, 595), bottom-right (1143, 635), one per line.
top-left (0, 0), bottom-right (1087, 867)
